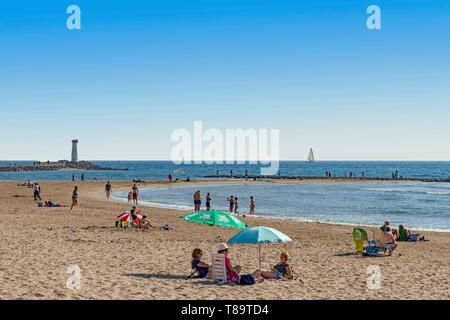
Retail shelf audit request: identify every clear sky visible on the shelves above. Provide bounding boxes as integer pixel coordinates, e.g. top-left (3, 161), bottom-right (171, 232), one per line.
top-left (0, 0), bottom-right (449, 161)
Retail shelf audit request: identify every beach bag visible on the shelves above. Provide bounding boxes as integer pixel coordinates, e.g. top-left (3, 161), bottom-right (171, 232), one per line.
top-left (239, 274), bottom-right (255, 285)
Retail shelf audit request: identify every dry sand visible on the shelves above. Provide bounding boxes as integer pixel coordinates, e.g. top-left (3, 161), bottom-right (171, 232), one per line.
top-left (0, 180), bottom-right (449, 300)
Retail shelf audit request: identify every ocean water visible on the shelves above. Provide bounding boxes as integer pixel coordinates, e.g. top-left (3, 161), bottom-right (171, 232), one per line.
top-left (113, 182), bottom-right (450, 232)
top-left (1, 160), bottom-right (450, 181)
top-left (2, 160), bottom-right (449, 231)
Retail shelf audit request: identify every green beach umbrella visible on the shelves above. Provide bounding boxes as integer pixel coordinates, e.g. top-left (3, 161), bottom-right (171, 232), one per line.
top-left (180, 210), bottom-right (247, 229)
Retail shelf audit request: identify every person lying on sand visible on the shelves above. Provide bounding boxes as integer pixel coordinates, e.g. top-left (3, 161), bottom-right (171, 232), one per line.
top-left (190, 248), bottom-right (213, 279)
top-left (44, 200), bottom-right (63, 208)
top-left (376, 226), bottom-right (398, 255)
top-left (398, 224), bottom-right (427, 242)
top-left (260, 252), bottom-right (293, 280)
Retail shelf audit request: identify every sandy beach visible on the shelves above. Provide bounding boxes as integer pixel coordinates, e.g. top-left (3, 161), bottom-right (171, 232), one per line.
top-left (0, 180), bottom-right (449, 300)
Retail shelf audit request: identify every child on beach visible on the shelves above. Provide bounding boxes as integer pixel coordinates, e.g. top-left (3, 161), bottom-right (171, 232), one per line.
top-left (234, 197), bottom-right (239, 215)
top-left (127, 192), bottom-right (132, 203)
top-left (70, 186), bottom-right (78, 210)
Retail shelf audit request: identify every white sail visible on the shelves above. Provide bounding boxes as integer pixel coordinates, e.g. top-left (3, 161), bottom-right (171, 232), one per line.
top-left (307, 148), bottom-right (315, 162)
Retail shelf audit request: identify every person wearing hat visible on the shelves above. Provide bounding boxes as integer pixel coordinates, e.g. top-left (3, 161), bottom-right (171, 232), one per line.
top-left (218, 243), bottom-right (240, 283)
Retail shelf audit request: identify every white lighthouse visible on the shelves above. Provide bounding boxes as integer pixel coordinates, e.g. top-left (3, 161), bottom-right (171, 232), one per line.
top-left (71, 139), bottom-right (79, 163)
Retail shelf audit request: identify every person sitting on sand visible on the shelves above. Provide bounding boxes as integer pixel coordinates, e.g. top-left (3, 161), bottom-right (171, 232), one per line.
top-left (376, 226), bottom-right (398, 255)
top-left (381, 220), bottom-right (399, 240)
top-left (217, 243), bottom-right (240, 283)
top-left (398, 224), bottom-right (426, 242)
top-left (260, 252), bottom-right (293, 280)
top-left (130, 206), bottom-right (139, 220)
top-left (190, 248), bottom-right (213, 279)
top-left (139, 214), bottom-right (152, 229)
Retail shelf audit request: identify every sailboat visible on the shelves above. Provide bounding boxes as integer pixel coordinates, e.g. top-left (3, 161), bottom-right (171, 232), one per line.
top-left (306, 148), bottom-right (315, 163)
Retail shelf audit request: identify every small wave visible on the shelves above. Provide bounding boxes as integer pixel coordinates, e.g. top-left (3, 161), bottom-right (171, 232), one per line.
top-left (426, 192), bottom-right (450, 196)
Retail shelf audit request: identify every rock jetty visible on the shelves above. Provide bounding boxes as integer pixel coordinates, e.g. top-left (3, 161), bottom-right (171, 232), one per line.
top-left (0, 160), bottom-right (127, 172)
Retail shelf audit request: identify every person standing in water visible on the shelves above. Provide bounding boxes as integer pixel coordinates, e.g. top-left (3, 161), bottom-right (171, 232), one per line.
top-left (227, 196), bottom-right (235, 213)
top-left (81, 173), bottom-right (84, 182)
top-left (72, 173), bottom-right (75, 182)
top-left (193, 190), bottom-right (201, 212)
top-left (250, 196), bottom-right (255, 215)
top-left (70, 186), bottom-right (78, 210)
top-left (234, 197), bottom-right (239, 215)
top-left (206, 192), bottom-right (212, 211)
top-left (131, 184), bottom-right (139, 206)
top-left (105, 181), bottom-right (112, 199)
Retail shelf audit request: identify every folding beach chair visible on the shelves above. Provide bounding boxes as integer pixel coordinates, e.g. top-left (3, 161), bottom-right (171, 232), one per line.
top-left (352, 228), bottom-right (368, 254)
top-left (185, 268), bottom-right (199, 280)
top-left (211, 253), bottom-right (227, 284)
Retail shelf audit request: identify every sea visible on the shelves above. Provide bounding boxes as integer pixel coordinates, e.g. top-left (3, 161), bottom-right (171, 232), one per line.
top-left (2, 161), bottom-right (450, 231)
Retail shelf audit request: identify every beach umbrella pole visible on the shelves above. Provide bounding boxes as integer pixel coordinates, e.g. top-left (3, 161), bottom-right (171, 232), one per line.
top-left (258, 243), bottom-right (261, 270)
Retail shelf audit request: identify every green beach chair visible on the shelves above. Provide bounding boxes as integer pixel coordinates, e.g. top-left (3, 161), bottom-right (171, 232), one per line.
top-left (352, 228), bottom-right (368, 253)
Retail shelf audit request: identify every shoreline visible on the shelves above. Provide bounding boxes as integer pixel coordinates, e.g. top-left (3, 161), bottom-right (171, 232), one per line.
top-left (106, 180), bottom-right (450, 234)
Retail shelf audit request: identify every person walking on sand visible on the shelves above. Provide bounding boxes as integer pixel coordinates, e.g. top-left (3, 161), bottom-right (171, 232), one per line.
top-left (33, 183), bottom-right (42, 201)
top-left (193, 190), bottom-right (201, 212)
top-left (70, 186), bottom-right (79, 210)
top-left (206, 192), bottom-right (212, 211)
top-left (105, 181), bottom-right (112, 199)
top-left (227, 196), bottom-right (235, 213)
top-left (131, 184), bottom-right (139, 206)
top-left (250, 196), bottom-right (255, 215)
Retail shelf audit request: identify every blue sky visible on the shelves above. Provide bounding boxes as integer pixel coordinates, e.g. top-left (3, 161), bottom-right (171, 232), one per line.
top-left (0, 0), bottom-right (449, 161)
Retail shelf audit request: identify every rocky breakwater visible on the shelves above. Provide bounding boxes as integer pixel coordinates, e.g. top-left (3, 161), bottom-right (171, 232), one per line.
top-left (0, 161), bottom-right (127, 172)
